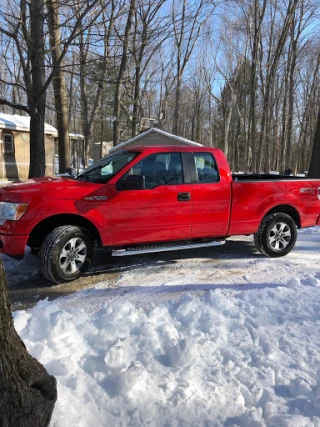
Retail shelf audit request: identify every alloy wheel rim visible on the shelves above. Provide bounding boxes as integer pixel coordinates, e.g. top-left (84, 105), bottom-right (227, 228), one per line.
top-left (268, 222), bottom-right (291, 251)
top-left (59, 237), bottom-right (87, 274)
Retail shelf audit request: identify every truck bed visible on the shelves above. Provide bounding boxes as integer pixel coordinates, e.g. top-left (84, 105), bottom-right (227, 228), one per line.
top-left (232, 173), bottom-right (309, 181)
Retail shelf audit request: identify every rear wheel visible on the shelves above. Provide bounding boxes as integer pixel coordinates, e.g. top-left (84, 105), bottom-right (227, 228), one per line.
top-left (39, 225), bottom-right (93, 283)
top-left (254, 213), bottom-right (297, 257)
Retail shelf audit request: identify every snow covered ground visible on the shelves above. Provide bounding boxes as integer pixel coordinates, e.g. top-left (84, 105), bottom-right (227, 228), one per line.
top-left (9, 228), bottom-right (320, 427)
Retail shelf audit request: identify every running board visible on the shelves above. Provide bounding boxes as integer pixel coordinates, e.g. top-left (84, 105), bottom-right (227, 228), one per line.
top-left (112, 240), bottom-right (225, 257)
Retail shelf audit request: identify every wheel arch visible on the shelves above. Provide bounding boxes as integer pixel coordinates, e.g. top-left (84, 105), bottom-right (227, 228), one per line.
top-left (263, 204), bottom-right (301, 228)
top-left (27, 214), bottom-right (102, 249)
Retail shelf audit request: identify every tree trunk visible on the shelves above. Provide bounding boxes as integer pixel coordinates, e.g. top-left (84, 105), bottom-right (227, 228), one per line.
top-left (28, 0), bottom-right (46, 178)
top-left (224, 101), bottom-right (233, 161)
top-left (131, 64), bottom-right (142, 137)
top-left (29, 108), bottom-right (46, 178)
top-left (195, 99), bottom-right (201, 142)
top-left (172, 70), bottom-right (182, 135)
top-left (280, 67), bottom-right (289, 173)
top-left (248, 1), bottom-right (259, 172)
top-left (113, 0), bottom-right (135, 146)
top-left (248, 0), bottom-right (267, 172)
top-left (308, 108), bottom-right (320, 178)
top-left (0, 258), bottom-right (57, 426)
top-left (47, 0), bottom-right (71, 174)
top-left (285, 18), bottom-right (298, 170)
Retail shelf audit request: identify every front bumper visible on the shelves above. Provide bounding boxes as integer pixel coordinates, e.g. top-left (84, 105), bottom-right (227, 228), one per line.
top-left (0, 233), bottom-right (29, 257)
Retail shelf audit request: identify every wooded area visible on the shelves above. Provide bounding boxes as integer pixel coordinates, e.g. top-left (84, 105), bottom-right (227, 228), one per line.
top-left (0, 0), bottom-right (320, 176)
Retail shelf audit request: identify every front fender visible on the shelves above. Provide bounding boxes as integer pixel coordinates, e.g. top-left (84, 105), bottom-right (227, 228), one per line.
top-left (0, 197), bottom-right (110, 240)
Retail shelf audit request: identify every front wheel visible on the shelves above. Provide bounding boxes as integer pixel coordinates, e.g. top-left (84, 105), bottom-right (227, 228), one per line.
top-left (39, 225), bottom-right (93, 283)
top-left (254, 213), bottom-right (297, 258)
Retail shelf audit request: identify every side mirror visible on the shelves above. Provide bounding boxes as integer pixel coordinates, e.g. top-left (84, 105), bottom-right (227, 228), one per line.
top-left (116, 174), bottom-right (145, 191)
top-left (66, 167), bottom-right (76, 176)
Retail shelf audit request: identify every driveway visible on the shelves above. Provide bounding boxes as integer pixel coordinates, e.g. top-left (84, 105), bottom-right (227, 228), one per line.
top-left (7, 231), bottom-right (316, 311)
top-left (5, 237), bottom-right (259, 310)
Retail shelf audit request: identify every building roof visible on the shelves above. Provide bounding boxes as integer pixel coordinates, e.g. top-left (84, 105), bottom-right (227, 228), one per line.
top-left (109, 128), bottom-right (203, 152)
top-left (0, 113), bottom-right (84, 139)
top-left (0, 113), bottom-right (58, 135)
top-left (69, 133), bottom-right (85, 139)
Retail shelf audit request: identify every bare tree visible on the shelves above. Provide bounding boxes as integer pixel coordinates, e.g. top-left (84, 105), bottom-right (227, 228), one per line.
top-left (308, 106), bottom-right (320, 178)
top-left (0, 0), bottom-right (101, 177)
top-left (283, 1), bottom-right (317, 170)
top-left (47, 0), bottom-right (71, 174)
top-left (1, 0), bottom-right (320, 175)
top-left (157, 49), bottom-right (176, 128)
top-left (171, 0), bottom-right (214, 136)
top-left (113, 0), bottom-right (136, 146)
top-left (295, 50), bottom-right (320, 173)
top-left (130, 0), bottom-right (169, 137)
top-left (246, 0), bottom-right (267, 172)
top-left (78, 0), bottom-right (118, 162)
top-left (257, 0), bottom-right (299, 172)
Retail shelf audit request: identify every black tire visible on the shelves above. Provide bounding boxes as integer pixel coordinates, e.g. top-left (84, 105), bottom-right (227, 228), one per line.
top-left (39, 225), bottom-right (93, 283)
top-left (254, 213), bottom-right (297, 258)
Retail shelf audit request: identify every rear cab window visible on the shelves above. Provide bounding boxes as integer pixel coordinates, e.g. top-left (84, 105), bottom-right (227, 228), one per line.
top-left (193, 153), bottom-right (220, 183)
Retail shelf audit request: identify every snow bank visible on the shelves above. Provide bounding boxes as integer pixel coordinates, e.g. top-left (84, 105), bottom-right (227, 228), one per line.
top-left (14, 278), bottom-right (320, 427)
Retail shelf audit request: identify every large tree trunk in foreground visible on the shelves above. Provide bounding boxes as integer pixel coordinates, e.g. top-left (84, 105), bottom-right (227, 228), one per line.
top-left (308, 108), bottom-right (320, 178)
top-left (0, 258), bottom-right (57, 427)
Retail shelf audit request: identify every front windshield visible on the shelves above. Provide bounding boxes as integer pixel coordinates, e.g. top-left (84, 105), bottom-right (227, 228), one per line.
top-left (76, 151), bottom-right (138, 184)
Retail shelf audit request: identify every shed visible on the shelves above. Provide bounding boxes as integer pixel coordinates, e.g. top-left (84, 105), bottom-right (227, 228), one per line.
top-left (0, 113), bottom-right (84, 179)
top-left (92, 141), bottom-right (113, 162)
top-left (0, 113), bottom-right (57, 179)
top-left (109, 128), bottom-right (203, 153)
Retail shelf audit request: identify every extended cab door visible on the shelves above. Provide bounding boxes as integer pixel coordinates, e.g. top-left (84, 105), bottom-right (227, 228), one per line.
top-left (188, 151), bottom-right (232, 238)
top-left (110, 152), bottom-right (192, 246)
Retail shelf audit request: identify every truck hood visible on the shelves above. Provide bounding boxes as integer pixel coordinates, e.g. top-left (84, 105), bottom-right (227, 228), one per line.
top-left (0, 177), bottom-right (105, 203)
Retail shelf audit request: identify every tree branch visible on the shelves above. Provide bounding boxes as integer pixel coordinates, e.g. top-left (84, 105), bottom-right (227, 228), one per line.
top-left (0, 99), bottom-right (30, 114)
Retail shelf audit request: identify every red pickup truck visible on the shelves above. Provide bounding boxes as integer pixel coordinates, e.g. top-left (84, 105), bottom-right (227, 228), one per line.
top-left (0, 145), bottom-right (319, 283)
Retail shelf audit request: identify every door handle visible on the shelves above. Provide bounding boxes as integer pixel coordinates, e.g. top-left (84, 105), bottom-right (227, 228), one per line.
top-left (178, 192), bottom-right (191, 201)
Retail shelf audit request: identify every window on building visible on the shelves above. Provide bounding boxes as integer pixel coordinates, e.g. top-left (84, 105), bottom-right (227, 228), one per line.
top-left (3, 134), bottom-right (14, 153)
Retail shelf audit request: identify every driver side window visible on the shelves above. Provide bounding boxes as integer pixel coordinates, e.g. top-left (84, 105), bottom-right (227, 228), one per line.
top-left (120, 152), bottom-right (184, 189)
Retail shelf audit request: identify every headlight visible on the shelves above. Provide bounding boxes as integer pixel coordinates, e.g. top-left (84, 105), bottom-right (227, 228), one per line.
top-left (0, 202), bottom-right (28, 225)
